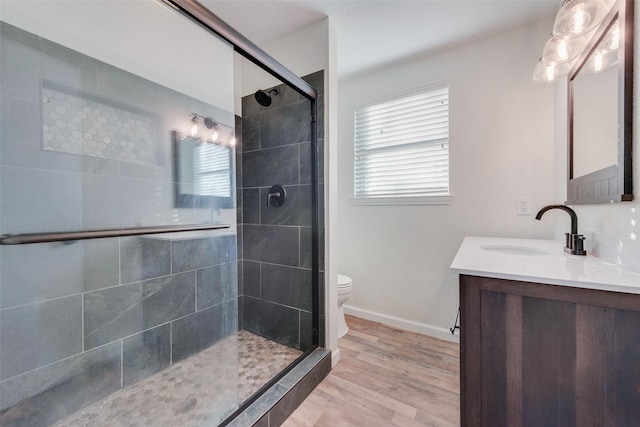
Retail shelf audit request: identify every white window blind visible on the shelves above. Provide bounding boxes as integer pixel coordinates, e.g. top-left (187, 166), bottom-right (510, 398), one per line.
top-left (354, 86), bottom-right (449, 199)
top-left (194, 143), bottom-right (231, 197)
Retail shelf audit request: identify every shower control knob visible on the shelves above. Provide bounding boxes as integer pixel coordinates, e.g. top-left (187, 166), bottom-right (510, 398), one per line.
top-left (267, 185), bottom-right (286, 208)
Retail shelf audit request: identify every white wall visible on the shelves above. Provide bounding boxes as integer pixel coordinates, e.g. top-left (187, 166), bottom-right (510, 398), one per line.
top-left (553, 2), bottom-right (640, 273)
top-left (0, 0), bottom-right (234, 115)
top-left (241, 19), bottom-right (340, 361)
top-left (240, 19), bottom-right (330, 97)
top-left (337, 17), bottom-right (557, 341)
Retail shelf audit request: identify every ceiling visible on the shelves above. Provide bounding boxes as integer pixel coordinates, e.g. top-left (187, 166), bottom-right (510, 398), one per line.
top-left (200, 0), bottom-right (560, 79)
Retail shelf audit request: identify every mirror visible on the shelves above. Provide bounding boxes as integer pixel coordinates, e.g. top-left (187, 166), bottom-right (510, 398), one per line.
top-left (172, 130), bottom-right (234, 209)
top-left (567, 0), bottom-right (633, 204)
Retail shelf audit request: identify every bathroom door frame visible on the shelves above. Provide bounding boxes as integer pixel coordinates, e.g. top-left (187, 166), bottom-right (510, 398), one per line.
top-left (161, 0), bottom-right (321, 424)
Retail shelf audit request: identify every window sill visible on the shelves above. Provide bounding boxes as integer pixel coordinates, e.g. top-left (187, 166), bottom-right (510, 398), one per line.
top-left (351, 195), bottom-right (453, 206)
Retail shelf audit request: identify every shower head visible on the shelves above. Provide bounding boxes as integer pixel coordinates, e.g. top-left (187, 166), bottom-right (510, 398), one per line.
top-left (255, 88), bottom-right (279, 107)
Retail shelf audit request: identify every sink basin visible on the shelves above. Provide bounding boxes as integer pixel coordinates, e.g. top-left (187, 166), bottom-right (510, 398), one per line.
top-left (480, 244), bottom-right (549, 256)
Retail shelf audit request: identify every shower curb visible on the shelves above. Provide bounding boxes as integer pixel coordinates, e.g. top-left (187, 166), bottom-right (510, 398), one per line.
top-left (227, 348), bottom-right (331, 427)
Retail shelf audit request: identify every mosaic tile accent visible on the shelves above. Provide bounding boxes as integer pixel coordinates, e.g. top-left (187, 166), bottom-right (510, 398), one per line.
top-left (54, 331), bottom-right (302, 427)
top-left (41, 81), bottom-right (159, 164)
top-left (235, 331), bottom-right (302, 401)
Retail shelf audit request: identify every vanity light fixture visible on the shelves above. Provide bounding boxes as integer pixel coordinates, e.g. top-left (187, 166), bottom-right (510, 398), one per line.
top-left (533, 0), bottom-right (616, 83)
top-left (187, 113), bottom-right (236, 146)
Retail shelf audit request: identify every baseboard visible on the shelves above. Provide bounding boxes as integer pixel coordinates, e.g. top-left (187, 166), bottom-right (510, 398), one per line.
top-left (331, 347), bottom-right (341, 367)
top-left (343, 305), bottom-right (460, 343)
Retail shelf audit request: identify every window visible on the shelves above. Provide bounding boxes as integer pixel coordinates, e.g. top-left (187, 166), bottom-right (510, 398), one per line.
top-left (173, 131), bottom-right (234, 209)
top-left (354, 86), bottom-right (450, 204)
top-left (194, 143), bottom-right (231, 198)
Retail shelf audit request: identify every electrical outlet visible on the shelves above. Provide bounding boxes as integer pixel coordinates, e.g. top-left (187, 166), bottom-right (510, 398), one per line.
top-left (517, 197), bottom-right (531, 215)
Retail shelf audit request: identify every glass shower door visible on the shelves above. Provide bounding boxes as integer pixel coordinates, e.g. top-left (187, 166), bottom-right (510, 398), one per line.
top-left (0, 1), bottom-right (241, 425)
top-left (237, 64), bottom-right (322, 358)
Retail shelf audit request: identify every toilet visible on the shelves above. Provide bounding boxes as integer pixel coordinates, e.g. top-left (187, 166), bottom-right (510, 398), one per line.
top-left (337, 274), bottom-right (353, 338)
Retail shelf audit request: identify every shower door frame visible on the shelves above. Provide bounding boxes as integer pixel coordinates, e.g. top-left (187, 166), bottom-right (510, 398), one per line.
top-left (161, 0), bottom-right (321, 424)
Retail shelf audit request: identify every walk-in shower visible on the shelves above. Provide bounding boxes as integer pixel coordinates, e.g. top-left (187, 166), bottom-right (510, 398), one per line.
top-left (0, 1), bottom-right (323, 426)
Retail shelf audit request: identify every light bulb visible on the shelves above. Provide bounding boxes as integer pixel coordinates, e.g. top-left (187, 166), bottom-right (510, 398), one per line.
top-left (569, 7), bottom-right (590, 34)
top-left (190, 114), bottom-right (199, 137)
top-left (210, 130), bottom-right (219, 142)
top-left (611, 22), bottom-right (620, 50)
top-left (533, 61), bottom-right (557, 82)
top-left (230, 134), bottom-right (237, 147)
top-left (601, 20), bottom-right (620, 53)
top-left (553, 0), bottom-right (609, 38)
top-left (542, 35), bottom-right (586, 65)
top-left (585, 49), bottom-right (617, 74)
top-left (557, 39), bottom-right (569, 60)
top-left (533, 61), bottom-right (555, 83)
top-left (533, 59), bottom-right (572, 83)
top-left (592, 52), bottom-right (604, 72)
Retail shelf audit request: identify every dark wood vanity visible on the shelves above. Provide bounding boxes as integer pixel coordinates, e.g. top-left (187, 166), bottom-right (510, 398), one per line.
top-left (460, 274), bottom-right (640, 427)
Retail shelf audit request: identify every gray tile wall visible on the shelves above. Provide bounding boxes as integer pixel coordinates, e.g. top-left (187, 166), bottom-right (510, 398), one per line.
top-left (0, 23), bottom-right (238, 426)
top-left (0, 235), bottom-right (238, 426)
top-left (237, 71), bottom-right (325, 351)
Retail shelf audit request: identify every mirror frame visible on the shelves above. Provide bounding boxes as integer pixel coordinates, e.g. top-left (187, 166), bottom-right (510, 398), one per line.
top-left (567, 0), bottom-right (634, 204)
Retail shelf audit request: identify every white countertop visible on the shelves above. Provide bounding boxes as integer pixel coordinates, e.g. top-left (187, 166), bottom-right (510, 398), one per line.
top-left (450, 236), bottom-right (640, 294)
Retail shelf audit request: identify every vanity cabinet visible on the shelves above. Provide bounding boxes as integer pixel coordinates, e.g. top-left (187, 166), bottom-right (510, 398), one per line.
top-left (460, 274), bottom-right (640, 427)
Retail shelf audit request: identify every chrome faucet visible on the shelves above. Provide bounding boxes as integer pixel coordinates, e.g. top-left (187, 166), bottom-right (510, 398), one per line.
top-left (535, 204), bottom-right (586, 256)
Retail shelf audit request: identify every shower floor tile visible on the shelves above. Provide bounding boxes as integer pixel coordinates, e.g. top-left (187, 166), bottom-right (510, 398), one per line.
top-left (54, 331), bottom-right (302, 427)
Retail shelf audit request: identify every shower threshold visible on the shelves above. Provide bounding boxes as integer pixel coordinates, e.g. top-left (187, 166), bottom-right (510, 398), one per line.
top-left (54, 331), bottom-right (302, 427)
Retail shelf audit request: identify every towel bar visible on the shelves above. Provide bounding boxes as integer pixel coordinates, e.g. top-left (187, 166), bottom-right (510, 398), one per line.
top-left (0, 223), bottom-right (230, 245)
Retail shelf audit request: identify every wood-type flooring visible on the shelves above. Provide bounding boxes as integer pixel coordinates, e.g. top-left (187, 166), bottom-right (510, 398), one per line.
top-left (282, 315), bottom-right (460, 426)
